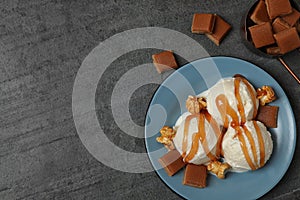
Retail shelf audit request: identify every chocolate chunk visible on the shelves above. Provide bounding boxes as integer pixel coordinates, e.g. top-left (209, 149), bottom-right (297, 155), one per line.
top-left (282, 8), bottom-right (300, 26)
top-left (248, 22), bottom-right (275, 48)
top-left (158, 149), bottom-right (186, 176)
top-left (256, 105), bottom-right (279, 128)
top-left (273, 27), bottom-right (300, 54)
top-left (265, 0), bottom-right (293, 19)
top-left (266, 46), bottom-right (281, 55)
top-left (205, 15), bottom-right (231, 46)
top-left (183, 164), bottom-right (207, 188)
top-left (191, 13), bottom-right (216, 34)
top-left (250, 0), bottom-right (270, 24)
top-left (272, 17), bottom-right (290, 33)
top-left (152, 51), bottom-right (178, 74)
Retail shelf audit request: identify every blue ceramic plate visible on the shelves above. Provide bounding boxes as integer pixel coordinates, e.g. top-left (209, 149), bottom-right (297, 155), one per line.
top-left (145, 57), bottom-right (296, 200)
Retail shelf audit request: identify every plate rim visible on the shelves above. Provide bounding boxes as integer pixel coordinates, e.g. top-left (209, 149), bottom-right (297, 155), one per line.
top-left (144, 56), bottom-right (296, 200)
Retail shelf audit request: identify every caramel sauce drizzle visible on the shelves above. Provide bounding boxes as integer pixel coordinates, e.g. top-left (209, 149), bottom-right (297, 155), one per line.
top-left (236, 126), bottom-right (256, 170)
top-left (253, 121), bottom-right (265, 167)
top-left (242, 125), bottom-right (258, 168)
top-left (215, 94), bottom-right (239, 128)
top-left (204, 111), bottom-right (222, 158)
top-left (234, 78), bottom-right (246, 124)
top-left (183, 111), bottom-right (222, 163)
top-left (198, 112), bottom-right (216, 161)
top-left (182, 114), bottom-right (198, 158)
top-left (240, 78), bottom-right (258, 118)
top-left (184, 113), bottom-right (204, 162)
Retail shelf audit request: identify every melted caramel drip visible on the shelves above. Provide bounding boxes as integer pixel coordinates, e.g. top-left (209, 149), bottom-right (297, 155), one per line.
top-left (253, 121), bottom-right (265, 167)
top-left (234, 78), bottom-right (246, 124)
top-left (242, 125), bottom-right (258, 168)
top-left (240, 78), bottom-right (258, 118)
top-left (215, 94), bottom-right (239, 128)
top-left (182, 111), bottom-right (222, 163)
top-left (204, 111), bottom-right (222, 158)
top-left (216, 77), bottom-right (257, 127)
top-left (184, 132), bottom-right (198, 162)
top-left (182, 114), bottom-right (198, 158)
top-left (184, 113), bottom-right (203, 162)
top-left (236, 126), bottom-right (256, 170)
top-left (198, 112), bottom-right (216, 161)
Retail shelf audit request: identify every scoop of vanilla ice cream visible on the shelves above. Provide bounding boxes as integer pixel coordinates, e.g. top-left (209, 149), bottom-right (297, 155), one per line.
top-left (222, 120), bottom-right (273, 172)
top-left (174, 112), bottom-right (190, 128)
top-left (205, 77), bottom-right (259, 128)
top-left (173, 113), bottom-right (221, 165)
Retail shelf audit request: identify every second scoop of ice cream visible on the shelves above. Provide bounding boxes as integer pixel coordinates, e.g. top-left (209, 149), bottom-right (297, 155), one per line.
top-left (205, 77), bottom-right (259, 128)
top-left (173, 111), bottom-right (222, 165)
top-left (222, 120), bottom-right (273, 172)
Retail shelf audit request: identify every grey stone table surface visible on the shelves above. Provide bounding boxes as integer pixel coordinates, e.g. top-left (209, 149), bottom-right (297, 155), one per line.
top-left (1, 0), bottom-right (300, 199)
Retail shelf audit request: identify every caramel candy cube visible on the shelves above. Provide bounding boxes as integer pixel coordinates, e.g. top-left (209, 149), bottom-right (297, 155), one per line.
top-left (206, 15), bottom-right (231, 46)
top-left (272, 17), bottom-right (290, 33)
top-left (273, 27), bottom-right (300, 54)
top-left (282, 8), bottom-right (300, 26)
top-left (265, 0), bottom-right (292, 19)
top-left (266, 46), bottom-right (281, 55)
top-left (250, 0), bottom-right (270, 24)
top-left (248, 22), bottom-right (275, 48)
top-left (152, 51), bottom-right (178, 74)
top-left (158, 149), bottom-right (186, 176)
top-left (191, 13), bottom-right (216, 34)
top-left (256, 105), bottom-right (279, 128)
top-left (183, 164), bottom-right (207, 188)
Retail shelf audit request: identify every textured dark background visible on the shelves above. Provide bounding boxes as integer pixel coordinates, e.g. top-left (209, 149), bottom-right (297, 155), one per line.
top-left (1, 0), bottom-right (300, 199)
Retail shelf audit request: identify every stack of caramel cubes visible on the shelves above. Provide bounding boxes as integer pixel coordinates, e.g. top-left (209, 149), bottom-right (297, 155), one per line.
top-left (249, 0), bottom-right (300, 55)
top-left (191, 14), bottom-right (232, 46)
